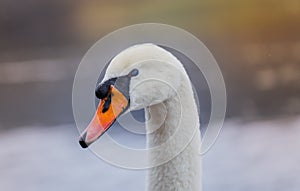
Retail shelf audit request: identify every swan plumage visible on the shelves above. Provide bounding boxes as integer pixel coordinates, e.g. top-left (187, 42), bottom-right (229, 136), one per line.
top-left (80, 43), bottom-right (202, 191)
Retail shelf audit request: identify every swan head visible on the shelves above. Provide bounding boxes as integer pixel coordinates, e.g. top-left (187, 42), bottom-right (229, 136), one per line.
top-left (79, 43), bottom-right (186, 148)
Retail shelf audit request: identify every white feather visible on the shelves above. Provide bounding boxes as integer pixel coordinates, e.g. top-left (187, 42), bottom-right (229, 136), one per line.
top-left (105, 43), bottom-right (202, 191)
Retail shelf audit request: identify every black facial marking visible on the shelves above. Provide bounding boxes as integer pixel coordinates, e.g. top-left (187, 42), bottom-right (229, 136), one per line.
top-left (102, 94), bottom-right (112, 113)
top-left (95, 70), bottom-right (138, 109)
top-left (95, 83), bottom-right (110, 99)
top-left (95, 77), bottom-right (117, 99)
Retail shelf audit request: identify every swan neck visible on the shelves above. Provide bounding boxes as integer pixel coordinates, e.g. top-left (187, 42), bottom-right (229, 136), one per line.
top-left (145, 84), bottom-right (202, 191)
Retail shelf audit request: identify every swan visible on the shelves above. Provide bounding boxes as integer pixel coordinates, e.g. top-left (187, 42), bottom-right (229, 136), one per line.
top-left (79, 43), bottom-right (202, 191)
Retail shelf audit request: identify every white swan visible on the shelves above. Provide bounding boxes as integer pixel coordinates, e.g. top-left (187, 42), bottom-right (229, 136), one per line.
top-left (79, 43), bottom-right (202, 191)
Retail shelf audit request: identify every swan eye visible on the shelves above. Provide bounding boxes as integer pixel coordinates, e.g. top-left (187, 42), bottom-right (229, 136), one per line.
top-left (128, 69), bottom-right (139, 77)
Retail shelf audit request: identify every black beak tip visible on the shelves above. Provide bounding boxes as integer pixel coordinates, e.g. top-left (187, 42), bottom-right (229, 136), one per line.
top-left (79, 138), bottom-right (88, 149)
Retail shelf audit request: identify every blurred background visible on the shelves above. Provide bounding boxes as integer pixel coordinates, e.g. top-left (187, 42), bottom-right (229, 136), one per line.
top-left (0, 0), bottom-right (299, 191)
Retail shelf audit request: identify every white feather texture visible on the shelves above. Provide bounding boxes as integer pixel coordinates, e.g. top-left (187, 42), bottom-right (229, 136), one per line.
top-left (104, 43), bottom-right (202, 191)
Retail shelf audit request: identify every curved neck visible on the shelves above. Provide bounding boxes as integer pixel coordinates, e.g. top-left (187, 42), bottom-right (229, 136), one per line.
top-left (145, 81), bottom-right (202, 191)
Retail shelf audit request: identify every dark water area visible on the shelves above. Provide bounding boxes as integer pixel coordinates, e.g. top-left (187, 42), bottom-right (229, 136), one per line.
top-left (0, 81), bottom-right (74, 128)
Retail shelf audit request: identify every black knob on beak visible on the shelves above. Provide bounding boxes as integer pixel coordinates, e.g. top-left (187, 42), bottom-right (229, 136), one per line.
top-left (95, 83), bottom-right (110, 99)
top-left (95, 77), bottom-right (117, 99)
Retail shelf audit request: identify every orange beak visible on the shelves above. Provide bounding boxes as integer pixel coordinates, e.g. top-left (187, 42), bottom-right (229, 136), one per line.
top-left (79, 85), bottom-right (129, 148)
